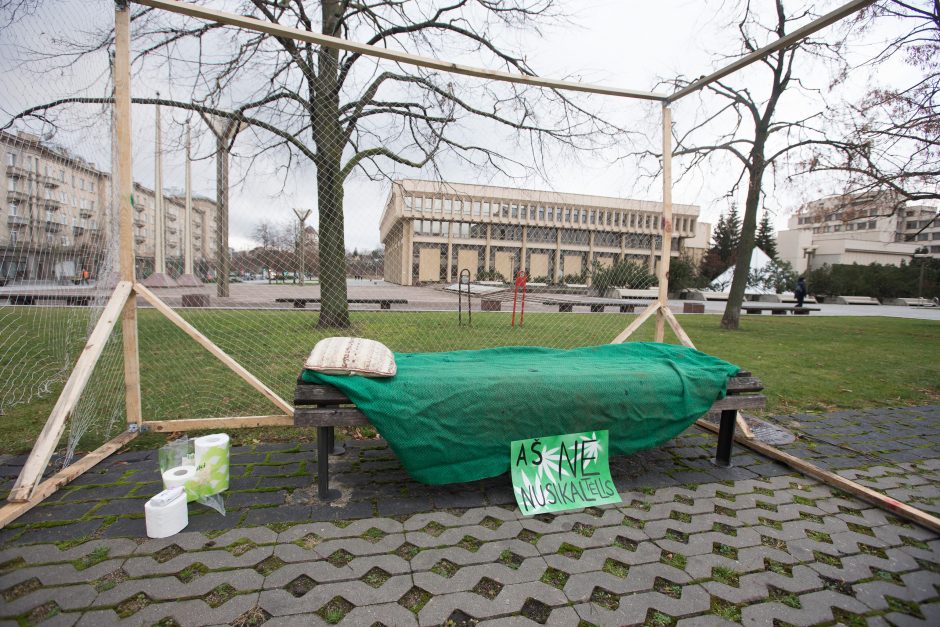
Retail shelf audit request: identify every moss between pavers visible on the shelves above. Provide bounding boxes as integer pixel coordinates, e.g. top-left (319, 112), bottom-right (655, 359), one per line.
top-left (457, 536), bottom-right (482, 553)
top-left (398, 586), bottom-right (431, 614)
top-left (431, 559), bottom-right (460, 578)
top-left (820, 575), bottom-right (854, 595)
top-left (176, 562), bottom-right (209, 583)
top-left (225, 539), bottom-right (258, 557)
top-left (204, 584), bottom-right (238, 609)
top-left (395, 541), bottom-right (421, 560)
top-left (768, 585), bottom-right (802, 609)
top-left (471, 577), bottom-right (503, 600)
top-left (886, 595), bottom-right (925, 619)
top-left (231, 606), bottom-right (272, 627)
top-left (116, 593), bottom-right (152, 618)
top-left (360, 566), bottom-right (391, 588)
top-left (761, 535), bottom-right (788, 551)
top-left (764, 559), bottom-right (794, 577)
top-left (0, 556), bottom-right (26, 574)
top-left (2, 576), bottom-right (40, 602)
top-left (614, 535), bottom-right (638, 551)
top-left (498, 550), bottom-right (523, 570)
top-left (516, 529), bottom-right (540, 544)
top-left (72, 546), bottom-right (109, 571)
top-left (602, 558), bottom-right (629, 578)
top-left (360, 527), bottom-right (387, 543)
top-left (653, 577), bottom-right (682, 599)
top-left (317, 596), bottom-right (354, 624)
top-left (644, 608), bottom-right (678, 626)
top-left (327, 549), bottom-right (354, 567)
top-left (93, 568), bottom-right (130, 592)
top-left (709, 596), bottom-right (742, 622)
top-left (253, 556), bottom-right (286, 576)
top-left (660, 550), bottom-right (686, 570)
top-left (20, 600), bottom-right (61, 625)
top-left (540, 567), bottom-right (569, 590)
top-left (153, 544), bottom-right (185, 563)
top-left (589, 587), bottom-right (619, 611)
top-left (711, 566), bottom-right (740, 587)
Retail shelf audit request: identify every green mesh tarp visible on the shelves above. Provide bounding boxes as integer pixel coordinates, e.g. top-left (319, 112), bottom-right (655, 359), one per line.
top-left (301, 342), bottom-right (740, 484)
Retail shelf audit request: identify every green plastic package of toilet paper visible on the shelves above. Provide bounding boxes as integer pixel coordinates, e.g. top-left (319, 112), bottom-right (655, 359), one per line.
top-left (158, 435), bottom-right (229, 515)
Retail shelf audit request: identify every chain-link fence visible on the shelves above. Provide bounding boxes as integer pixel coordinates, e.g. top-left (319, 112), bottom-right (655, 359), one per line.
top-left (1, 1), bottom-right (706, 465)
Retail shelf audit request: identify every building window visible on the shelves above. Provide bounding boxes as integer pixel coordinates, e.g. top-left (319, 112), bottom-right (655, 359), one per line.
top-left (918, 233), bottom-right (929, 241)
top-left (510, 204), bottom-right (518, 219)
top-left (572, 208), bottom-right (579, 223)
top-left (868, 220), bottom-right (876, 229)
top-left (433, 197), bottom-right (442, 213)
top-left (443, 198), bottom-right (452, 214)
top-left (547, 207), bottom-right (554, 221)
top-left (6, 152), bottom-right (15, 167)
top-left (10, 230), bottom-right (17, 245)
top-left (907, 221), bottom-right (918, 229)
top-left (833, 225), bottom-right (841, 232)
top-left (80, 178), bottom-right (85, 191)
top-left (472, 201), bottom-right (481, 216)
top-left (404, 195), bottom-right (413, 210)
top-left (606, 211), bottom-right (612, 226)
top-left (9, 202), bottom-right (18, 216)
top-left (529, 207), bottom-right (536, 221)
top-left (589, 210), bottom-right (596, 225)
top-left (538, 206), bottom-right (545, 221)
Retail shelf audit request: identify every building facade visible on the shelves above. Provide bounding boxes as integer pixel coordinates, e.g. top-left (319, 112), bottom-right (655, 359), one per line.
top-left (777, 191), bottom-right (939, 274)
top-left (1, 131), bottom-right (217, 282)
top-left (380, 180), bottom-right (709, 286)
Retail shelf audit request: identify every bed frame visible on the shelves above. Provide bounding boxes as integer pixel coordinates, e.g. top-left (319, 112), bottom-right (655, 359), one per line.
top-left (294, 373), bottom-right (765, 500)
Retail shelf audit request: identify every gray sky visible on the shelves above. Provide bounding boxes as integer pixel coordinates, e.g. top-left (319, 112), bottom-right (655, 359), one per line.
top-left (0, 0), bottom-right (919, 251)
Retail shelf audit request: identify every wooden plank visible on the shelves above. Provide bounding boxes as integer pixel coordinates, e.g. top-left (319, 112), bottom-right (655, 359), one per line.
top-left (656, 106), bottom-right (673, 343)
top-left (295, 385), bottom-right (351, 405)
top-left (115, 3), bottom-right (142, 431)
top-left (709, 395), bottom-right (767, 412)
top-left (610, 301), bottom-right (660, 344)
top-left (294, 407), bottom-right (371, 427)
top-left (726, 376), bottom-right (763, 393)
top-left (668, 0), bottom-right (875, 103)
top-left (8, 281), bottom-right (133, 502)
top-left (143, 415), bottom-right (293, 432)
top-left (661, 305), bottom-right (695, 349)
top-left (134, 283), bottom-right (295, 417)
top-left (135, 0), bottom-right (666, 102)
top-left (695, 419), bottom-right (940, 534)
top-left (0, 430), bottom-right (138, 528)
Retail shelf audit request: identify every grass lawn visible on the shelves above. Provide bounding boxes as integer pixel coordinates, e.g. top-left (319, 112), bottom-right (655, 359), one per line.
top-left (1, 308), bottom-right (938, 455)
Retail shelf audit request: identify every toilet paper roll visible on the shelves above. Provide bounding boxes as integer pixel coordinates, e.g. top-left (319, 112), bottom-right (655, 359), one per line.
top-left (162, 464), bottom-right (197, 491)
top-left (145, 487), bottom-right (188, 538)
top-left (194, 433), bottom-right (230, 495)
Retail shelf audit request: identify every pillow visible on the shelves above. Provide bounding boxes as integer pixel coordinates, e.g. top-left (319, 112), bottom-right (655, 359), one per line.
top-left (304, 337), bottom-right (397, 377)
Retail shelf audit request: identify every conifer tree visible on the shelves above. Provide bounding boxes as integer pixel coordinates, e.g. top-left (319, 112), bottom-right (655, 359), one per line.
top-left (755, 212), bottom-right (778, 259)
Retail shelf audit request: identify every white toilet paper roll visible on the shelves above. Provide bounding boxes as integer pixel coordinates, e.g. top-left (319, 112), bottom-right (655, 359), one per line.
top-left (194, 433), bottom-right (229, 465)
top-left (162, 464), bottom-right (197, 490)
top-left (145, 487), bottom-right (188, 538)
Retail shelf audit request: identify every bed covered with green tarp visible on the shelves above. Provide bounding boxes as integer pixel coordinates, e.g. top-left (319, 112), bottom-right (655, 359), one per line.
top-left (301, 342), bottom-right (740, 484)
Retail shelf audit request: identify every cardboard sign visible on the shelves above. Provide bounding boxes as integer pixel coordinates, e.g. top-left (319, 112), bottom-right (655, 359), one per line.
top-left (511, 430), bottom-right (621, 516)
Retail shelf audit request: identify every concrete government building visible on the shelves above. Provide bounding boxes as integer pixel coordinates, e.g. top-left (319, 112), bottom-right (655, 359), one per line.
top-left (380, 180), bottom-right (710, 286)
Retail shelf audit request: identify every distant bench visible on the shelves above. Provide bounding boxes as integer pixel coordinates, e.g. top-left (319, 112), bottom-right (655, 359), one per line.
top-left (741, 304), bottom-right (820, 316)
top-left (541, 298), bottom-right (653, 313)
top-left (275, 298), bottom-right (407, 310)
top-left (5, 293), bottom-right (91, 306)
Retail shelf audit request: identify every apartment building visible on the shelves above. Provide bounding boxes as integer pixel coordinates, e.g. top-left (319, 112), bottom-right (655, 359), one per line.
top-left (379, 180), bottom-right (709, 286)
top-left (778, 191), bottom-right (939, 274)
top-left (1, 131), bottom-right (217, 281)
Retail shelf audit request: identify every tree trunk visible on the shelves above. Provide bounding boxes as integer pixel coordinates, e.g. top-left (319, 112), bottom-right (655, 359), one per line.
top-left (313, 0), bottom-right (350, 329)
top-left (721, 158), bottom-right (764, 330)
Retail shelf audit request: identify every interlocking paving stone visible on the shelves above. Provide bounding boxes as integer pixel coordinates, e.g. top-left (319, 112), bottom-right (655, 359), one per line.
top-left (2, 406), bottom-right (940, 626)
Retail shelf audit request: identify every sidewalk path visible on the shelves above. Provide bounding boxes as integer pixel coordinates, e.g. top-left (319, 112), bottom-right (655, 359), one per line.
top-left (1, 406), bottom-right (938, 625)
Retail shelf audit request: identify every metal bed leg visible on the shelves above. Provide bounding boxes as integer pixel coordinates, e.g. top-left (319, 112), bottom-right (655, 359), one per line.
top-left (317, 426), bottom-right (340, 500)
top-left (715, 409), bottom-right (736, 467)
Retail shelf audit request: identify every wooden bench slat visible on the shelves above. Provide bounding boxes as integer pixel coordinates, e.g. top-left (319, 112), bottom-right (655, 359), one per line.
top-left (294, 407), bottom-right (370, 426)
top-left (726, 376), bottom-right (763, 393)
top-left (709, 394), bottom-right (766, 411)
top-left (295, 384), bottom-right (351, 404)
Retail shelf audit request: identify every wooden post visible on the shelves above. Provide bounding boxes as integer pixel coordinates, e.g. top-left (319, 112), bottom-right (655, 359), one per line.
top-left (114, 1), bottom-right (142, 430)
top-left (610, 301), bottom-right (659, 344)
top-left (656, 105), bottom-right (673, 342)
top-left (7, 282), bottom-right (134, 501)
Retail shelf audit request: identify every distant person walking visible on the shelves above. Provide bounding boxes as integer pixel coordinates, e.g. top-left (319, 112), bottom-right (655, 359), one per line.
top-left (80, 268), bottom-right (90, 285)
top-left (794, 276), bottom-right (807, 308)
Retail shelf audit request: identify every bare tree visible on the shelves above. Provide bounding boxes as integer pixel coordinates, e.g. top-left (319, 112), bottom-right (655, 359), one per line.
top-left (6, 0), bottom-right (621, 327)
top-left (807, 1), bottom-right (939, 212)
top-left (663, 0), bottom-right (841, 330)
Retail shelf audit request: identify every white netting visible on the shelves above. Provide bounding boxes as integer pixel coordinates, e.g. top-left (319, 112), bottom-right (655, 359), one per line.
top-left (2, 0), bottom-right (709, 462)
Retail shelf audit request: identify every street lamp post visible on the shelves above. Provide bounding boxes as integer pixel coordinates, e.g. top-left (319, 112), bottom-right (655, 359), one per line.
top-left (913, 252), bottom-right (929, 301)
top-left (293, 208), bottom-right (312, 286)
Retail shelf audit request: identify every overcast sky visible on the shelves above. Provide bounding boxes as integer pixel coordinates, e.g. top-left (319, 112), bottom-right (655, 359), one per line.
top-left (0, 0), bottom-right (920, 251)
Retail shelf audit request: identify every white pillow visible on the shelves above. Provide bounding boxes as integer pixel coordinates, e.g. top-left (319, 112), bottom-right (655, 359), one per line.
top-left (304, 337), bottom-right (397, 377)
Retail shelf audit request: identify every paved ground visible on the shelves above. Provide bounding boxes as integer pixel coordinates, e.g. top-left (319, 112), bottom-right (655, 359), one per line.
top-left (5, 279), bottom-right (940, 319)
top-left (1, 406), bottom-right (938, 625)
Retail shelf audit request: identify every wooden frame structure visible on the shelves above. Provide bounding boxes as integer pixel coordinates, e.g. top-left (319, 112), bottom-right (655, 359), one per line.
top-left (9, 0), bottom-right (935, 535)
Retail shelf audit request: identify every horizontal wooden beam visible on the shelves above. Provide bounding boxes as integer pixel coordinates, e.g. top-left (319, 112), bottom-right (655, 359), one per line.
top-left (8, 281), bottom-right (134, 502)
top-left (294, 407), bottom-right (371, 427)
top-left (668, 0), bottom-right (875, 103)
top-left (696, 419), bottom-right (940, 534)
top-left (134, 0), bottom-right (666, 102)
top-left (142, 415), bottom-right (293, 432)
top-left (709, 394), bottom-right (766, 412)
top-left (0, 430), bottom-right (138, 528)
